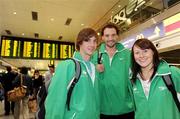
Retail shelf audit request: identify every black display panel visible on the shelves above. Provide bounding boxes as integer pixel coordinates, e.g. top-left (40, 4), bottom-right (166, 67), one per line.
top-left (0, 36), bottom-right (75, 59)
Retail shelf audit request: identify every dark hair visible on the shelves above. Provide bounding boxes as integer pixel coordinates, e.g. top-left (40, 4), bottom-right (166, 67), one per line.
top-left (48, 64), bottom-right (54, 68)
top-left (76, 28), bottom-right (98, 51)
top-left (20, 66), bottom-right (28, 74)
top-left (6, 66), bottom-right (12, 72)
top-left (101, 23), bottom-right (119, 36)
top-left (34, 70), bottom-right (39, 74)
top-left (131, 38), bottom-right (160, 83)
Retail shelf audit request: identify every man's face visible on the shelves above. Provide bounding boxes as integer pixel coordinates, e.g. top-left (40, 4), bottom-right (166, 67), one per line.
top-left (49, 67), bottom-right (54, 73)
top-left (102, 28), bottom-right (118, 48)
top-left (80, 36), bottom-right (97, 57)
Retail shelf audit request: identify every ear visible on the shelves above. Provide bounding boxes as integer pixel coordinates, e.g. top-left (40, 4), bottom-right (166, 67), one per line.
top-left (102, 36), bottom-right (105, 41)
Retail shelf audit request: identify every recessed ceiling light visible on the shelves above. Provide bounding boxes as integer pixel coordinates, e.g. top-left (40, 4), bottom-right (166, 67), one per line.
top-left (48, 36), bottom-right (50, 38)
top-left (22, 33), bottom-right (25, 36)
top-left (81, 24), bottom-right (84, 26)
top-left (112, 11), bottom-right (114, 13)
top-left (97, 32), bottom-right (100, 36)
top-left (118, 5), bottom-right (121, 8)
top-left (50, 18), bottom-right (54, 21)
top-left (13, 12), bottom-right (17, 15)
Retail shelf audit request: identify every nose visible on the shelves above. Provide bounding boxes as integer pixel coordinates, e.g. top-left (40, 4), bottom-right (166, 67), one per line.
top-left (89, 40), bottom-right (96, 47)
top-left (109, 35), bottom-right (114, 40)
top-left (139, 52), bottom-right (144, 58)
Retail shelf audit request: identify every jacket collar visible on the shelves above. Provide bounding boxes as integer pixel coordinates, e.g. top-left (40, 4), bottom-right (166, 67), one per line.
top-left (156, 60), bottom-right (171, 76)
top-left (72, 51), bottom-right (84, 62)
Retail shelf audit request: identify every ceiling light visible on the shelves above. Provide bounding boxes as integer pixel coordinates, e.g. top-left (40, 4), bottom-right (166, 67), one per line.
top-left (48, 36), bottom-right (50, 38)
top-left (22, 33), bottom-right (25, 36)
top-left (118, 5), bottom-right (121, 8)
top-left (50, 18), bottom-right (54, 21)
top-left (97, 32), bottom-right (100, 36)
top-left (81, 24), bottom-right (84, 26)
top-left (126, 18), bottom-right (132, 25)
top-left (112, 11), bottom-right (114, 13)
top-left (13, 12), bottom-right (17, 15)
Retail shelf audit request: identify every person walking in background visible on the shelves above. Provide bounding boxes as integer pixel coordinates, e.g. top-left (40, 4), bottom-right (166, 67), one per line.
top-left (2, 66), bottom-right (17, 115)
top-left (44, 64), bottom-right (54, 83)
top-left (131, 38), bottom-right (180, 119)
top-left (45, 28), bottom-right (100, 119)
top-left (32, 70), bottom-right (44, 98)
top-left (13, 67), bottom-right (32, 119)
top-left (92, 23), bottom-right (134, 119)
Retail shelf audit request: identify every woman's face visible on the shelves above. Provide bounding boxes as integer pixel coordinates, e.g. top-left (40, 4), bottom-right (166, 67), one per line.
top-left (133, 45), bottom-right (154, 69)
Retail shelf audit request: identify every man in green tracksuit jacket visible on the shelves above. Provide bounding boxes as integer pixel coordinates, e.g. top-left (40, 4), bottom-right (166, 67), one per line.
top-left (92, 23), bottom-right (134, 119)
top-left (132, 60), bottom-right (180, 119)
top-left (45, 28), bottom-right (100, 119)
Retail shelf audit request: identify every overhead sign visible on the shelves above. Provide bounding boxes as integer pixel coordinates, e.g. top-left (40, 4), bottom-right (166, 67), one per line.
top-left (121, 22), bottom-right (164, 48)
top-left (23, 41), bottom-right (41, 58)
top-left (111, 0), bottom-right (146, 25)
top-left (1, 39), bottom-right (21, 57)
top-left (121, 13), bottom-right (180, 49)
top-left (60, 44), bottom-right (74, 59)
top-left (163, 13), bottom-right (180, 36)
top-left (43, 43), bottom-right (59, 59)
top-left (0, 36), bottom-right (75, 60)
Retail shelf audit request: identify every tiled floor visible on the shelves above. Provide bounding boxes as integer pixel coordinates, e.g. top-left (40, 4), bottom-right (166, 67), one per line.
top-left (0, 101), bottom-right (35, 119)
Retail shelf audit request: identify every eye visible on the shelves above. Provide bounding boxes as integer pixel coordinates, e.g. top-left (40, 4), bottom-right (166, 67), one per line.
top-left (105, 34), bottom-right (109, 37)
top-left (143, 49), bottom-right (148, 53)
top-left (112, 34), bottom-right (117, 37)
top-left (134, 51), bottom-right (139, 55)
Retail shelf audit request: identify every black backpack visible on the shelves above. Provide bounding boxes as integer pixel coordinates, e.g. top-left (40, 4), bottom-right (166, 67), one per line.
top-left (36, 58), bottom-right (81, 119)
top-left (162, 74), bottom-right (180, 112)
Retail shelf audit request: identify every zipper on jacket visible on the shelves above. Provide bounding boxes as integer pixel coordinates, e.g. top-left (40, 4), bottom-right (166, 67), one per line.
top-left (104, 50), bottom-right (118, 67)
top-left (72, 112), bottom-right (76, 119)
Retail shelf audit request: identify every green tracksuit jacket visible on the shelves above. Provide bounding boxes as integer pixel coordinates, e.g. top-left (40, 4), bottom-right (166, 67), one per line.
top-left (132, 60), bottom-right (180, 119)
top-left (45, 52), bottom-right (100, 119)
top-left (92, 43), bottom-right (134, 115)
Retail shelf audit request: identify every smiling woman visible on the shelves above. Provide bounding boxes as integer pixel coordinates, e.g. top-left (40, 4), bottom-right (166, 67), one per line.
top-left (131, 38), bottom-right (180, 119)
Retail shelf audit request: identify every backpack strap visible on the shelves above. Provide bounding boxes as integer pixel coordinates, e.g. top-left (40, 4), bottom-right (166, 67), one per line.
top-left (66, 58), bottom-right (81, 110)
top-left (97, 50), bottom-right (103, 64)
top-left (162, 75), bottom-right (180, 112)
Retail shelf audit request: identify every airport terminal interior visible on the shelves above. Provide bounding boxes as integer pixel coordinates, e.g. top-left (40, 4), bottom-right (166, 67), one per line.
top-left (0, 0), bottom-right (180, 118)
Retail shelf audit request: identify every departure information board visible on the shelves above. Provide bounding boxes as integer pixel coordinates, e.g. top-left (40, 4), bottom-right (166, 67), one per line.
top-left (60, 44), bottom-right (74, 59)
top-left (0, 36), bottom-right (75, 59)
top-left (1, 39), bottom-right (21, 57)
top-left (23, 41), bottom-right (41, 58)
top-left (43, 43), bottom-right (59, 59)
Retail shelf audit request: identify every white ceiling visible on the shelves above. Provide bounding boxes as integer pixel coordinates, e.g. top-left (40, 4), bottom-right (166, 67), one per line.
top-left (0, 0), bottom-right (130, 70)
top-left (0, 0), bottom-right (127, 42)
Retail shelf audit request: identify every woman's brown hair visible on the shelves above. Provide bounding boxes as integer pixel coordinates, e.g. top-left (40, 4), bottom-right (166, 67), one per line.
top-left (131, 38), bottom-right (160, 83)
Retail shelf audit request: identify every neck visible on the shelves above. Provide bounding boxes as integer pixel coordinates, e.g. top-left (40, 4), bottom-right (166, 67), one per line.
top-left (80, 51), bottom-right (90, 61)
top-left (106, 45), bottom-right (116, 52)
top-left (141, 67), bottom-right (154, 81)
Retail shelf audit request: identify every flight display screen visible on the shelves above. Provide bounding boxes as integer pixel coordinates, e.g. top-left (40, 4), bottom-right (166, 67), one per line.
top-left (0, 36), bottom-right (74, 59)
top-left (1, 39), bottom-right (21, 57)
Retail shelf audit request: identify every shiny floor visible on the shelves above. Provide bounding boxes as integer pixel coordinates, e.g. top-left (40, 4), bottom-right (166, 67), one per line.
top-left (0, 101), bottom-right (35, 119)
